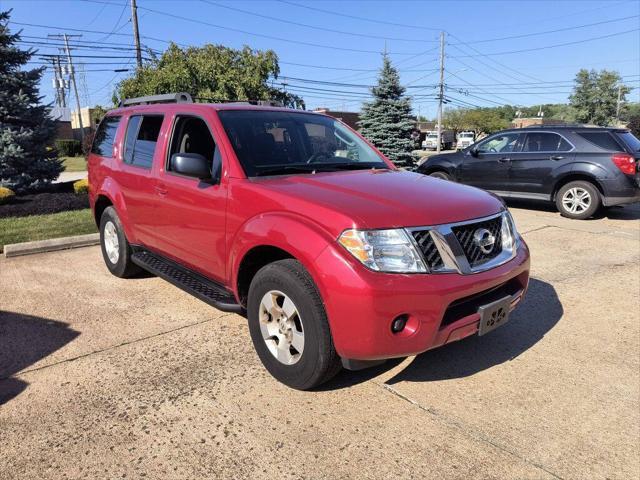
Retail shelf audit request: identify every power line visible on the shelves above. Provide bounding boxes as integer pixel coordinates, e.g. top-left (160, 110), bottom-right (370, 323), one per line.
top-left (449, 28), bottom-right (640, 57)
top-left (81, 0), bottom-right (425, 55)
top-left (277, 0), bottom-right (439, 31)
top-left (202, 0), bottom-right (439, 43)
top-left (450, 14), bottom-right (639, 45)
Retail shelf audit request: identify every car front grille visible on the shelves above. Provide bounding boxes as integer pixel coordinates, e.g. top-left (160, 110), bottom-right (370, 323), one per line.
top-left (411, 230), bottom-right (444, 270)
top-left (408, 212), bottom-right (513, 274)
top-left (451, 216), bottom-right (503, 268)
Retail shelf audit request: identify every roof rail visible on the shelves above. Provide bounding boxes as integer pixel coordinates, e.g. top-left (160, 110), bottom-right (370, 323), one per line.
top-left (119, 92), bottom-right (193, 107)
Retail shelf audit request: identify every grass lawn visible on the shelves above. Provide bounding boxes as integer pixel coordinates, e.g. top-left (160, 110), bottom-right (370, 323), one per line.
top-left (62, 156), bottom-right (87, 172)
top-left (0, 209), bottom-right (97, 253)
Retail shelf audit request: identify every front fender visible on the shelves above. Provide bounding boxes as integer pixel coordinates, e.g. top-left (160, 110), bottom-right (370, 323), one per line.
top-left (95, 177), bottom-right (137, 243)
top-left (228, 212), bottom-right (337, 298)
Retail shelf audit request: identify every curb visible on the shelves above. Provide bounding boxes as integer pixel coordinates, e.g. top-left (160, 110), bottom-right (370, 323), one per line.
top-left (3, 233), bottom-right (100, 258)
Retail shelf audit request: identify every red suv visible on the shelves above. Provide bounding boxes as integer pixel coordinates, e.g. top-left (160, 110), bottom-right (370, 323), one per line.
top-left (88, 93), bottom-right (530, 389)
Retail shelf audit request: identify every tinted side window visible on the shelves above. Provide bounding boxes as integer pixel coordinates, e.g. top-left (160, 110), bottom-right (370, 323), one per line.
top-left (522, 132), bottom-right (572, 153)
top-left (91, 116), bottom-right (120, 157)
top-left (576, 132), bottom-right (623, 151)
top-left (123, 115), bottom-right (163, 169)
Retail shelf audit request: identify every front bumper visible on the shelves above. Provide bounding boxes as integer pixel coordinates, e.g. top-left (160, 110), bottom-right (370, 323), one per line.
top-left (314, 240), bottom-right (530, 361)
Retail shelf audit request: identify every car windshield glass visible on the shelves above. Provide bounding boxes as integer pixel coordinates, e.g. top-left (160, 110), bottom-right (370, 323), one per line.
top-left (217, 110), bottom-right (388, 177)
top-left (427, 134), bottom-right (437, 139)
top-left (460, 133), bottom-right (473, 138)
top-left (616, 131), bottom-right (640, 152)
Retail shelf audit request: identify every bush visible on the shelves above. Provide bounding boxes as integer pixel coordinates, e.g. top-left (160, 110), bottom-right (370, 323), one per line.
top-left (73, 179), bottom-right (89, 195)
top-left (55, 139), bottom-right (83, 157)
top-left (0, 187), bottom-right (15, 204)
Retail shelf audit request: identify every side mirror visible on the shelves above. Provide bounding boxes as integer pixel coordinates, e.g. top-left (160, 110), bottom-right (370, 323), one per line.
top-left (469, 147), bottom-right (479, 157)
top-left (170, 153), bottom-right (211, 179)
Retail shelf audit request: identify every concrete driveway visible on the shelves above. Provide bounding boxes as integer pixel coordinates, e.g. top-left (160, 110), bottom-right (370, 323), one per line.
top-left (1, 203), bottom-right (639, 479)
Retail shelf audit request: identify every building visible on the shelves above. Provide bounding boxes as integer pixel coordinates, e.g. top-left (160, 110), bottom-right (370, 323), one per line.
top-left (511, 117), bottom-right (568, 129)
top-left (313, 108), bottom-right (360, 130)
top-left (49, 106), bottom-right (74, 141)
top-left (71, 107), bottom-right (101, 135)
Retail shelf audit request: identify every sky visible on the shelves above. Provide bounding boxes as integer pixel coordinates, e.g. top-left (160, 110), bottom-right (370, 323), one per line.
top-left (5, 0), bottom-right (640, 118)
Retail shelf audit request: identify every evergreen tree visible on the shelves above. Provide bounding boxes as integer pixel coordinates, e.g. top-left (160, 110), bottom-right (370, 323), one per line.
top-left (358, 54), bottom-right (415, 167)
top-left (0, 10), bottom-right (62, 192)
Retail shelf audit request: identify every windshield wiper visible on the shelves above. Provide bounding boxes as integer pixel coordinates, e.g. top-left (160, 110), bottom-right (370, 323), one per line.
top-left (254, 165), bottom-right (318, 177)
top-left (325, 162), bottom-right (387, 171)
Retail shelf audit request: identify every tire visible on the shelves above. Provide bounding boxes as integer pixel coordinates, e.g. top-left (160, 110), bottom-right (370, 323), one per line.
top-left (247, 259), bottom-right (341, 390)
top-left (99, 206), bottom-right (141, 278)
top-left (555, 181), bottom-right (601, 220)
top-left (429, 171), bottom-right (452, 181)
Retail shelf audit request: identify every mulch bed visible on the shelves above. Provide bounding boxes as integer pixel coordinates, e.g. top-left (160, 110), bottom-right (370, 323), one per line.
top-left (0, 182), bottom-right (89, 219)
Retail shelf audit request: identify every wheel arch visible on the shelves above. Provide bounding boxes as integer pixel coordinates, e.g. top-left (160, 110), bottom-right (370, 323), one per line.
top-left (229, 212), bottom-right (337, 307)
top-left (552, 173), bottom-right (605, 201)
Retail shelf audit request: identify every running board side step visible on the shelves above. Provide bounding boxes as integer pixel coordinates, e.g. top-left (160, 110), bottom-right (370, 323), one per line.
top-left (131, 249), bottom-right (243, 314)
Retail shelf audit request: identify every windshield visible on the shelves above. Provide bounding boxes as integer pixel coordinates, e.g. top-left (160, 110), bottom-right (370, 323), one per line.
top-left (427, 134), bottom-right (438, 139)
top-left (217, 110), bottom-right (388, 177)
top-left (460, 133), bottom-right (474, 138)
top-left (615, 131), bottom-right (640, 152)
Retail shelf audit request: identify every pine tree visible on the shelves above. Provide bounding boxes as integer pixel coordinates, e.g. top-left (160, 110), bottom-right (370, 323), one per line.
top-left (0, 10), bottom-right (62, 192)
top-left (358, 54), bottom-right (415, 168)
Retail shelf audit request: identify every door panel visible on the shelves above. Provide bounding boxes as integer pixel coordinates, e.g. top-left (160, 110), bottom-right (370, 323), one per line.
top-left (508, 132), bottom-right (575, 196)
top-left (151, 114), bottom-right (227, 282)
top-left (459, 132), bottom-right (522, 191)
top-left (116, 114), bottom-right (167, 247)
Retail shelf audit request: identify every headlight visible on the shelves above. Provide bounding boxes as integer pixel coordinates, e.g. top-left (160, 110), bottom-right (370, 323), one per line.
top-left (338, 228), bottom-right (427, 273)
top-left (501, 210), bottom-right (519, 251)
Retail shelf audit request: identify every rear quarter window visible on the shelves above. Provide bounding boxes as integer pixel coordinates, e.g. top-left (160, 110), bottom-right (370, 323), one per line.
top-left (576, 131), bottom-right (624, 151)
top-left (91, 116), bottom-right (121, 157)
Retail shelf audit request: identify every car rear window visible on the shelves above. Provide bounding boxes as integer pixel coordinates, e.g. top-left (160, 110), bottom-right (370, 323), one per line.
top-left (614, 131), bottom-right (640, 153)
top-left (91, 116), bottom-right (121, 157)
top-left (576, 131), bottom-right (624, 151)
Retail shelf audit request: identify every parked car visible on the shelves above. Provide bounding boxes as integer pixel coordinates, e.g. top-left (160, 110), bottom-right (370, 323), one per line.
top-left (88, 93), bottom-right (530, 390)
top-left (417, 126), bottom-right (640, 220)
top-left (422, 130), bottom-right (455, 150)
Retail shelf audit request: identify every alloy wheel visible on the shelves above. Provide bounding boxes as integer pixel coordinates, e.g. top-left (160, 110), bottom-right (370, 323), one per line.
top-left (103, 221), bottom-right (120, 264)
top-left (562, 187), bottom-right (591, 215)
top-left (259, 290), bottom-right (304, 365)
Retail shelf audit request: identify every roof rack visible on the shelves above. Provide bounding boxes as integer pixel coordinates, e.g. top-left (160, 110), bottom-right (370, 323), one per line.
top-left (119, 92), bottom-right (193, 108)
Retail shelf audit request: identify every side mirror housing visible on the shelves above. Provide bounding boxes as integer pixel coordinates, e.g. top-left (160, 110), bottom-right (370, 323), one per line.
top-left (469, 147), bottom-right (479, 157)
top-left (170, 153), bottom-right (211, 179)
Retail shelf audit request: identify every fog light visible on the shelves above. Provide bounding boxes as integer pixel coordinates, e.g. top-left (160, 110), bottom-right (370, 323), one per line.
top-left (391, 315), bottom-right (408, 333)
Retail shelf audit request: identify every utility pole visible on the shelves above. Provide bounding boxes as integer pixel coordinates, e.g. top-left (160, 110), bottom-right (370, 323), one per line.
top-left (436, 31), bottom-right (445, 154)
top-left (615, 84), bottom-right (622, 124)
top-left (50, 33), bottom-right (84, 140)
top-left (130, 0), bottom-right (143, 68)
top-left (47, 55), bottom-right (66, 108)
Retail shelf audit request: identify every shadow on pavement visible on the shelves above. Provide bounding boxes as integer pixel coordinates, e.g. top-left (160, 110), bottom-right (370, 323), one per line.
top-left (322, 278), bottom-right (562, 390)
top-left (505, 198), bottom-right (640, 221)
top-left (0, 311), bottom-right (79, 405)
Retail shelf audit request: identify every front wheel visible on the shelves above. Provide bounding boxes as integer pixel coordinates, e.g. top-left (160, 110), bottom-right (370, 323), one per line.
top-left (247, 259), bottom-right (341, 390)
top-left (556, 181), bottom-right (601, 220)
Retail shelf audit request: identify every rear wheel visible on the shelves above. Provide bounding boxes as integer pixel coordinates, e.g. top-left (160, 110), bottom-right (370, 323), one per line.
top-left (99, 206), bottom-right (141, 278)
top-left (429, 171), bottom-right (452, 181)
top-left (247, 259), bottom-right (341, 390)
top-left (556, 181), bottom-right (601, 220)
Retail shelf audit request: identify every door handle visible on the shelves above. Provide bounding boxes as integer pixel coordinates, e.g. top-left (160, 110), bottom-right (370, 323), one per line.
top-left (497, 157), bottom-right (511, 163)
top-left (550, 155), bottom-right (564, 161)
top-left (155, 184), bottom-right (168, 196)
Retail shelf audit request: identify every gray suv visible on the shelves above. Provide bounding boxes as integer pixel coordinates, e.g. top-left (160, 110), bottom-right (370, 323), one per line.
top-left (417, 126), bottom-right (640, 219)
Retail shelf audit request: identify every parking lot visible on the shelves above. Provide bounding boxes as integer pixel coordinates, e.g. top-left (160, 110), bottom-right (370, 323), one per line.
top-left (1, 202), bottom-right (638, 480)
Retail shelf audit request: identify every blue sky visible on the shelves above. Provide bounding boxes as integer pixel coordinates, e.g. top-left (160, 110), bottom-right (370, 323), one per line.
top-left (6, 0), bottom-right (640, 118)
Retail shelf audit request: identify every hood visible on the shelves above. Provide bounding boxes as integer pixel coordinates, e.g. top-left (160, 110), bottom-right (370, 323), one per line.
top-left (252, 169), bottom-right (504, 230)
